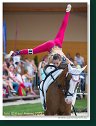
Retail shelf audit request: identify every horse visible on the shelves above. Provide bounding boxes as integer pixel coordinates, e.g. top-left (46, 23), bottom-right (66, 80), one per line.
top-left (39, 63), bottom-right (86, 115)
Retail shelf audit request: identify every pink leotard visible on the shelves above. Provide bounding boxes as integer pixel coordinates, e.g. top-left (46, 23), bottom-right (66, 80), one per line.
top-left (14, 12), bottom-right (70, 55)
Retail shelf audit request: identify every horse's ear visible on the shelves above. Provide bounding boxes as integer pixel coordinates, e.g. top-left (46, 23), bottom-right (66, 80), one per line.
top-left (81, 65), bottom-right (87, 72)
top-left (68, 64), bottom-right (87, 75)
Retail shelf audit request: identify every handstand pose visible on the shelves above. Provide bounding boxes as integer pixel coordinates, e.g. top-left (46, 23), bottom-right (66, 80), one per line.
top-left (8, 4), bottom-right (72, 64)
top-left (7, 4), bottom-right (87, 105)
top-left (8, 4), bottom-right (86, 69)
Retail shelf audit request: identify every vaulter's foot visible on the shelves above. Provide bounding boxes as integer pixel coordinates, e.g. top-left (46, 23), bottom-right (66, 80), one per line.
top-left (66, 4), bottom-right (72, 12)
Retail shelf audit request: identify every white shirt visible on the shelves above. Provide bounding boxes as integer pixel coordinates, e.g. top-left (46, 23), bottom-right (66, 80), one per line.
top-left (16, 73), bottom-right (23, 83)
top-left (13, 55), bottom-right (21, 67)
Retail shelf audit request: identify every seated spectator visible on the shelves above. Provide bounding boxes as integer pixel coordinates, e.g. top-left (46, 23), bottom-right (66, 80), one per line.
top-left (22, 70), bottom-right (36, 95)
top-left (24, 58), bottom-right (35, 76)
top-left (4, 58), bottom-right (10, 68)
top-left (5, 64), bottom-right (19, 94)
top-left (9, 65), bottom-right (28, 96)
top-left (9, 58), bottom-right (14, 66)
top-left (24, 59), bottom-right (37, 89)
top-left (3, 86), bottom-right (9, 98)
top-left (3, 75), bottom-right (16, 94)
top-left (15, 62), bottom-right (22, 75)
top-left (3, 61), bottom-right (16, 96)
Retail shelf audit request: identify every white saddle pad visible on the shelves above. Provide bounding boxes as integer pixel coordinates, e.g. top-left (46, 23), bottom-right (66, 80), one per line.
top-left (40, 69), bottom-right (63, 104)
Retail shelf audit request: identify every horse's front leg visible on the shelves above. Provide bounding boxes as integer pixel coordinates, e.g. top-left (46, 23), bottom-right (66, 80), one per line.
top-left (44, 110), bottom-right (55, 116)
top-left (63, 103), bottom-right (72, 116)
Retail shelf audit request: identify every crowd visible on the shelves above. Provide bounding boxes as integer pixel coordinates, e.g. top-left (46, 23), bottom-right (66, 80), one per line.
top-left (3, 54), bottom-right (37, 98)
top-left (3, 51), bottom-right (87, 98)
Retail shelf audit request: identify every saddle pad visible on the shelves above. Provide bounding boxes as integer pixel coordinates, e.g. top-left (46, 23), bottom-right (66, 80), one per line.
top-left (40, 69), bottom-right (63, 102)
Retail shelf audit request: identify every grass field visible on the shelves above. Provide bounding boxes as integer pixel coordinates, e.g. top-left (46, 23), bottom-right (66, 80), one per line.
top-left (3, 98), bottom-right (87, 116)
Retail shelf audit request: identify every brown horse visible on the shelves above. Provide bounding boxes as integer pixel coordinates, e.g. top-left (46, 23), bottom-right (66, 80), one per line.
top-left (44, 64), bottom-right (72, 115)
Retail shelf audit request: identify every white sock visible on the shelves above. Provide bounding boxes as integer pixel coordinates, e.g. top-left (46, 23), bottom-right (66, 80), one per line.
top-left (66, 4), bottom-right (72, 12)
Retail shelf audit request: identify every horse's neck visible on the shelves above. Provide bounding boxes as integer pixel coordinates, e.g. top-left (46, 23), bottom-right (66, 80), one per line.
top-left (58, 67), bottom-right (68, 88)
top-left (62, 67), bottom-right (68, 77)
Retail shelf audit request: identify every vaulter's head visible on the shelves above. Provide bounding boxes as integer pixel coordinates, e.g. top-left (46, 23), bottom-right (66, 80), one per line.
top-left (52, 54), bottom-right (62, 67)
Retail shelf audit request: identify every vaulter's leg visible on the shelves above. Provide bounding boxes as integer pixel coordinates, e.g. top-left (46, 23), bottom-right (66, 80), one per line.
top-left (54, 4), bottom-right (71, 48)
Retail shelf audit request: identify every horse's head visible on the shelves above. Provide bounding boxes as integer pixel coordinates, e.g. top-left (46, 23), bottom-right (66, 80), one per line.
top-left (44, 63), bottom-right (86, 105)
top-left (64, 64), bottom-right (87, 105)
top-left (64, 73), bottom-right (79, 105)
top-left (58, 63), bottom-right (79, 105)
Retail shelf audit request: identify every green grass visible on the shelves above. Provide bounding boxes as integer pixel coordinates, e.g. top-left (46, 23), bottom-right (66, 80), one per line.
top-left (75, 99), bottom-right (87, 109)
top-left (3, 98), bottom-right (87, 116)
top-left (3, 103), bottom-right (43, 116)
top-left (74, 98), bottom-right (87, 111)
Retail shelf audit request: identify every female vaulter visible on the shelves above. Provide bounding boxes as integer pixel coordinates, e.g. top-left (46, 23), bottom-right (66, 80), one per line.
top-left (9, 4), bottom-right (73, 65)
top-left (6, 4), bottom-right (87, 105)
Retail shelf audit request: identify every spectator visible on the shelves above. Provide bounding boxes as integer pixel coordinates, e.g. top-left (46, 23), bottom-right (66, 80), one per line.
top-left (3, 75), bottom-right (16, 94)
top-left (9, 58), bottom-right (14, 66)
top-left (30, 59), bottom-right (37, 74)
top-left (74, 53), bottom-right (85, 67)
top-left (3, 61), bottom-right (8, 76)
top-left (4, 58), bottom-right (10, 68)
top-left (12, 49), bottom-right (21, 67)
top-left (66, 53), bottom-right (72, 61)
top-left (15, 62), bottom-right (22, 75)
top-left (6, 65), bottom-right (19, 94)
top-left (39, 61), bottom-right (46, 82)
top-left (74, 60), bottom-right (85, 98)
top-left (42, 55), bottom-right (48, 65)
top-left (22, 70), bottom-right (36, 95)
top-left (30, 59), bottom-right (38, 89)
top-left (3, 62), bottom-right (17, 95)
top-left (74, 60), bottom-right (81, 69)
top-left (24, 58), bottom-right (34, 76)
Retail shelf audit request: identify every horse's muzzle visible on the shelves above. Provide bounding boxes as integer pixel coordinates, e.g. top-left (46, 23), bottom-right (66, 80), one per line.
top-left (65, 97), bottom-right (72, 104)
